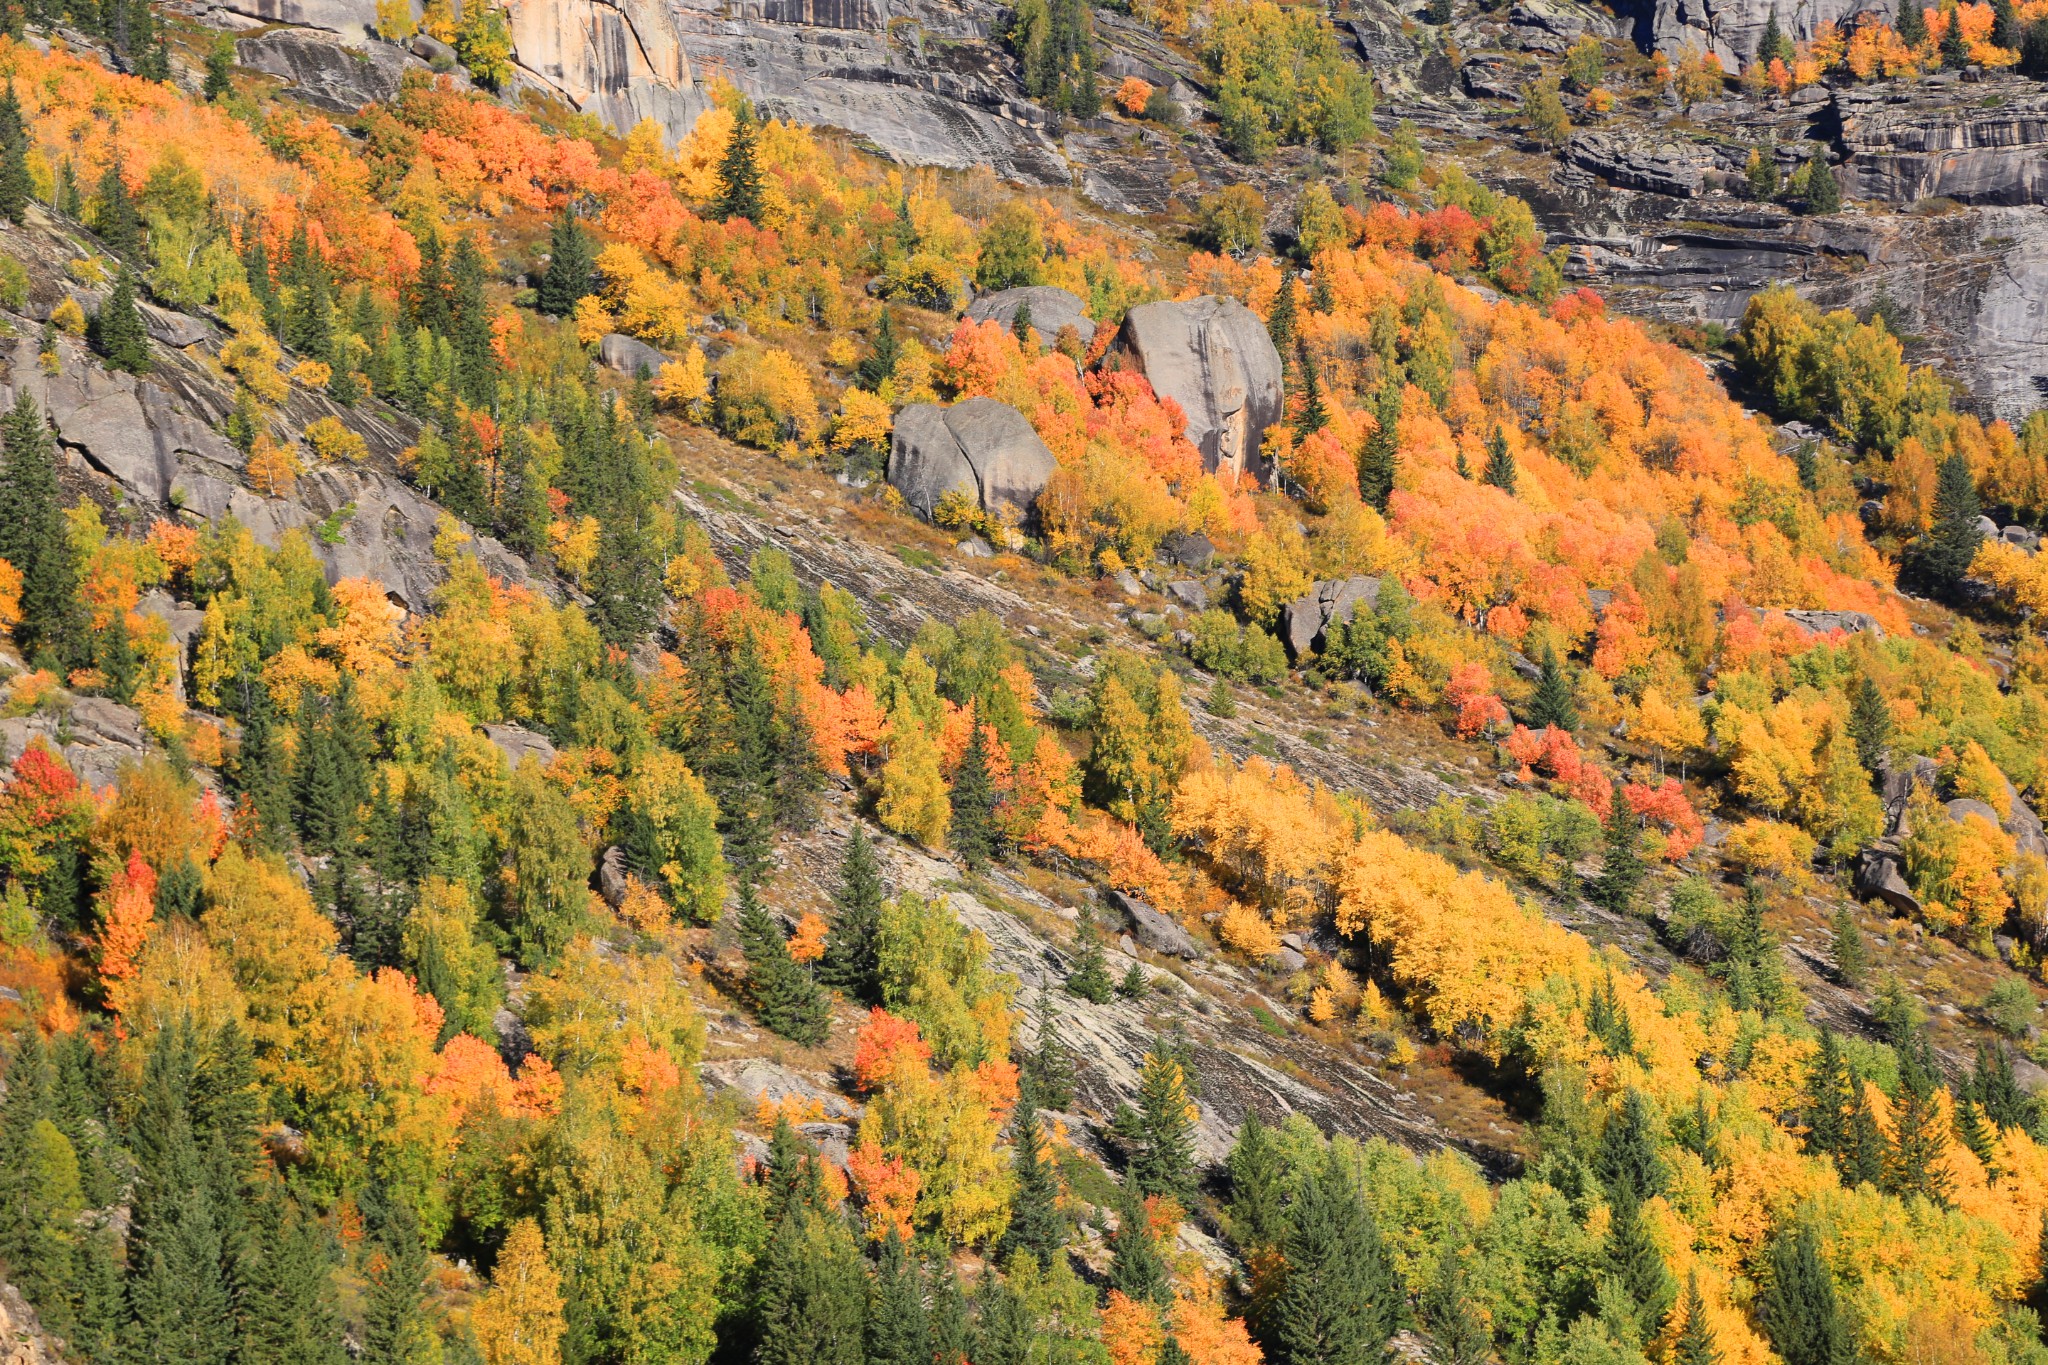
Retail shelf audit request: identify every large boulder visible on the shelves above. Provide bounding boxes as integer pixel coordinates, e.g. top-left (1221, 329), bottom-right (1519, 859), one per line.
top-left (1109, 888), bottom-right (1199, 959)
top-left (1281, 577), bottom-right (1381, 661)
top-left (1854, 841), bottom-right (1920, 917)
top-left (887, 398), bottom-right (1057, 522)
top-left (1113, 296), bottom-right (1283, 483)
top-left (234, 28), bottom-right (411, 112)
top-left (598, 333), bottom-right (667, 377)
top-left (964, 286), bottom-right (1096, 350)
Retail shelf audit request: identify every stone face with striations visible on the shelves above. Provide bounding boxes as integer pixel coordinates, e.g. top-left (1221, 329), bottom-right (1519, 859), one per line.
top-left (1838, 78), bottom-right (2048, 206)
top-left (1113, 295), bottom-right (1282, 484)
top-left (888, 397), bottom-right (1058, 521)
top-left (234, 27), bottom-right (412, 112)
top-left (964, 285), bottom-right (1097, 350)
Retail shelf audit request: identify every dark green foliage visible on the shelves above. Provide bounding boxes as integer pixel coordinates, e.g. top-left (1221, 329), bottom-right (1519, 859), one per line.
top-left (1841, 1076), bottom-right (1888, 1189)
top-left (1108, 1178), bottom-right (1169, 1305)
top-left (1269, 273), bottom-right (1298, 358)
top-left (1357, 378), bottom-right (1401, 513)
top-left (1117, 960), bottom-right (1149, 999)
top-left (2024, 16), bottom-right (2048, 73)
top-left (1968, 1040), bottom-right (2040, 1133)
top-left (1802, 1030), bottom-right (1850, 1160)
top-left (1887, 1035), bottom-right (1954, 1207)
top-left (1674, 1273), bottom-right (1720, 1365)
top-left (1586, 974), bottom-right (1636, 1060)
top-left (1226, 1111), bottom-right (1289, 1253)
top-left (1065, 927), bottom-right (1114, 1003)
top-left (1127, 1040), bottom-right (1199, 1201)
top-left (237, 1187), bottom-right (347, 1365)
top-left (1589, 780), bottom-right (1643, 913)
top-left (1603, 1189), bottom-right (1674, 1338)
top-left (737, 882), bottom-right (832, 1046)
top-left (865, 1228), bottom-right (929, 1365)
top-left (1756, 8), bottom-right (1789, 61)
top-left (1020, 986), bottom-right (1078, 1111)
top-left (537, 207), bottom-right (597, 316)
top-left (753, 1208), bottom-right (868, 1365)
top-left (972, 1269), bottom-right (1033, 1365)
top-left (1481, 426), bottom-right (1515, 494)
top-left (1829, 905), bottom-right (1868, 987)
top-left (1001, 1099), bottom-right (1064, 1267)
top-left (93, 155), bottom-right (143, 261)
top-left (764, 1117), bottom-right (832, 1229)
top-left (359, 1188), bottom-right (436, 1365)
top-left (124, 1025), bottom-right (235, 1365)
top-left (1899, 0), bottom-right (1928, 42)
top-left (715, 105), bottom-right (765, 224)
top-left (0, 394), bottom-right (87, 670)
top-left (0, 82), bottom-right (29, 225)
top-left (204, 35), bottom-right (236, 100)
top-left (857, 308), bottom-right (901, 391)
top-left (1917, 453), bottom-right (1984, 592)
top-left (1942, 5), bottom-right (1971, 64)
top-left (446, 235), bottom-right (498, 409)
top-left (1011, 0), bottom-right (1100, 117)
top-left (1419, 1243), bottom-right (1489, 1365)
top-left (930, 1261), bottom-right (970, 1365)
top-left (1802, 148), bottom-right (1840, 215)
top-left (1526, 645), bottom-right (1577, 731)
top-left (90, 266), bottom-right (152, 374)
top-left (1761, 1224), bottom-right (1854, 1365)
top-left (949, 709), bottom-right (998, 872)
top-left (820, 824), bottom-right (887, 1004)
top-left (1294, 339), bottom-right (1328, 436)
top-left (1596, 1089), bottom-right (1666, 1204)
top-left (1270, 1147), bottom-right (1402, 1365)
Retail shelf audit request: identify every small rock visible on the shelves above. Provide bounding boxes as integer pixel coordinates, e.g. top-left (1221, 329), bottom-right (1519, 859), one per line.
top-left (1109, 888), bottom-right (1200, 959)
top-left (1270, 948), bottom-right (1308, 973)
top-left (1119, 933), bottom-right (1139, 956)
top-left (1159, 530), bottom-right (1216, 570)
top-left (1112, 570), bottom-right (1143, 598)
top-left (956, 535), bottom-right (995, 558)
top-left (1165, 579), bottom-right (1208, 611)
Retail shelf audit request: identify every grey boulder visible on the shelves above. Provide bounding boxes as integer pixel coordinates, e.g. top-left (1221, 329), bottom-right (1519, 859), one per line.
top-left (1854, 841), bottom-right (1920, 918)
top-left (1281, 576), bottom-right (1381, 661)
top-left (1110, 889), bottom-right (1199, 959)
top-left (887, 397), bottom-right (1057, 522)
top-left (1113, 295), bottom-right (1283, 483)
top-left (1784, 609), bottom-right (1885, 640)
top-left (234, 27), bottom-right (410, 112)
top-left (964, 285), bottom-right (1096, 350)
top-left (598, 332), bottom-right (667, 377)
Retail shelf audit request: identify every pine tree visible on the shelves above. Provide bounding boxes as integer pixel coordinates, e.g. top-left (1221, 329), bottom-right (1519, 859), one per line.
top-left (1128, 1042), bottom-right (1199, 1201)
top-left (866, 1228), bottom-right (930, 1365)
top-left (1481, 427), bottom-right (1516, 494)
top-left (1589, 780), bottom-right (1644, 913)
top-left (754, 1209), bottom-right (869, 1365)
top-left (1995, 0), bottom-right (2021, 47)
top-left (1887, 1036), bottom-right (1954, 1207)
top-left (1954, 1093), bottom-right (1997, 1172)
top-left (1420, 1244), bottom-right (1489, 1365)
top-left (1673, 1274), bottom-right (1720, 1365)
top-left (1761, 1224), bottom-right (1854, 1365)
top-left (1270, 1146), bottom-right (1402, 1365)
top-left (1803, 147), bottom-right (1840, 214)
top-left (0, 82), bottom-right (29, 225)
top-left (0, 394), bottom-right (86, 670)
top-left (1847, 672), bottom-right (1891, 776)
top-left (764, 1117), bottom-right (830, 1228)
top-left (1226, 1112), bottom-right (1289, 1253)
top-left (1117, 960), bottom-right (1149, 999)
top-left (820, 824), bottom-right (886, 1004)
top-left (90, 265), bottom-right (151, 374)
top-left (237, 1185), bottom-right (346, 1365)
top-left (1840, 1075), bottom-right (1888, 1188)
top-left (1269, 272), bottom-right (1298, 359)
top-left (1357, 378), bottom-right (1401, 513)
top-left (715, 104), bottom-right (765, 224)
top-left (1603, 1189), bottom-right (1675, 1338)
top-left (1829, 906), bottom-right (1868, 987)
top-left (1942, 3), bottom-right (1971, 63)
top-left (537, 206), bottom-right (597, 315)
top-left (359, 1188), bottom-right (436, 1365)
top-left (737, 882), bottom-right (832, 1046)
top-left (1971, 1040), bottom-right (2038, 1133)
top-left (1527, 645), bottom-right (1578, 731)
top-left (204, 35), bottom-right (235, 100)
top-left (1757, 7), bottom-right (1785, 62)
top-left (1066, 926), bottom-right (1114, 1003)
top-left (124, 1024), bottom-right (235, 1365)
top-left (1294, 339), bottom-right (1328, 436)
top-left (1918, 452), bottom-right (1984, 592)
top-left (1802, 1030), bottom-right (1850, 1159)
top-left (1021, 986), bottom-right (1078, 1111)
top-left (1001, 1098), bottom-right (1064, 1266)
top-left (930, 1261), bottom-right (971, 1365)
top-left (858, 308), bottom-right (901, 390)
top-left (93, 155), bottom-right (142, 260)
top-left (972, 1270), bottom-right (1033, 1365)
top-left (446, 235), bottom-right (498, 408)
top-left (950, 709), bottom-right (998, 872)
top-left (1596, 1089), bottom-right (1667, 1203)
top-left (1747, 144), bottom-right (1782, 201)
top-left (1108, 1179), bottom-right (1169, 1306)
top-left (1900, 0), bottom-right (1928, 44)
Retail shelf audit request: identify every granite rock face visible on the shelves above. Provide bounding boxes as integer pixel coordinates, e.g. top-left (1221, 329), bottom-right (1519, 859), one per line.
top-left (963, 285), bottom-right (1097, 350)
top-left (1839, 79), bottom-right (2048, 205)
top-left (1114, 296), bottom-right (1283, 484)
top-left (213, 0), bottom-right (376, 36)
top-left (234, 27), bottom-right (411, 112)
top-left (887, 397), bottom-right (1058, 521)
top-left (598, 332), bottom-right (668, 376)
top-left (1610, 0), bottom-right (1886, 67)
top-left (1281, 577), bottom-right (1381, 661)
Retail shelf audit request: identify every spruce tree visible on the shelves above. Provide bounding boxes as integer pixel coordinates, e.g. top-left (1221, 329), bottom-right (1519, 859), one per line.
top-left (1357, 377), bottom-right (1401, 513)
top-left (930, 1261), bottom-right (971, 1365)
top-left (754, 1208), bottom-right (869, 1365)
top-left (359, 1187), bottom-right (436, 1365)
top-left (1887, 1036), bottom-right (1954, 1207)
top-left (1803, 147), bottom-right (1840, 214)
top-left (204, 35), bottom-right (236, 100)
top-left (1954, 1093), bottom-right (1997, 1172)
top-left (93, 154), bottom-right (143, 260)
top-left (0, 394), bottom-right (86, 670)
top-left (764, 1117), bottom-right (830, 1228)
top-left (1829, 906), bottom-right (1868, 987)
top-left (1971, 1040), bottom-right (2038, 1133)
top-left (1226, 1111), bottom-right (1290, 1254)
top-left (1918, 453), bottom-right (1984, 592)
top-left (1270, 1146), bottom-right (1402, 1365)
top-left (1603, 1189), bottom-right (1675, 1338)
top-left (1673, 1273), bottom-right (1720, 1365)
top-left (1942, 4), bottom-right (1971, 64)
top-left (1589, 780), bottom-right (1644, 913)
top-left (1899, 0), bottom-right (1928, 43)
top-left (1129, 1041), bottom-right (1199, 1201)
top-left (865, 1228), bottom-right (930, 1365)
top-left (1995, 0), bottom-right (2021, 47)
top-left (1021, 985), bottom-right (1078, 1111)
top-left (1108, 1179), bottom-right (1169, 1306)
top-left (91, 265), bottom-right (151, 374)
top-left (1117, 960), bottom-right (1149, 999)
top-left (857, 308), bottom-right (901, 390)
top-left (124, 1023), bottom-right (235, 1365)
top-left (0, 82), bottom-right (29, 225)
top-left (1001, 1098), bottom-right (1064, 1267)
top-left (1065, 926), bottom-right (1114, 1003)
top-left (1294, 339), bottom-right (1328, 436)
top-left (1269, 271), bottom-right (1298, 358)
top-left (1596, 1089), bottom-right (1667, 1204)
top-left (972, 1271), bottom-right (1034, 1365)
top-left (1482, 426), bottom-right (1516, 494)
top-left (1840, 1075), bottom-right (1888, 1188)
top-left (949, 708), bottom-right (998, 872)
top-left (819, 824), bottom-right (886, 1004)
top-left (1420, 1243), bottom-right (1489, 1365)
top-left (446, 235), bottom-right (498, 408)
top-left (536, 206), bottom-right (596, 316)
top-left (237, 1186), bottom-right (346, 1365)
top-left (1527, 645), bottom-right (1578, 731)
top-left (1847, 672), bottom-right (1891, 776)
top-left (1802, 1030), bottom-right (1850, 1159)
top-left (715, 105), bottom-right (765, 224)
top-left (737, 882), bottom-right (832, 1046)
top-left (1757, 7), bottom-right (1785, 62)
top-left (1760, 1224), bottom-right (1854, 1365)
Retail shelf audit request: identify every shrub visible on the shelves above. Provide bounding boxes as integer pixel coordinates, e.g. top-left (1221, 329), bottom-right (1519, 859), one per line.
top-left (713, 345), bottom-right (820, 452)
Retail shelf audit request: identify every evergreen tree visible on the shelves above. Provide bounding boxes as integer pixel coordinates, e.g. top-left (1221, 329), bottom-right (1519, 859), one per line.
top-left (1760, 1224), bottom-right (1854, 1365)
top-left (537, 206), bottom-right (597, 316)
top-left (930, 1261), bottom-right (971, 1365)
top-left (865, 1228), bottom-right (929, 1365)
top-left (1225, 1111), bottom-right (1290, 1253)
top-left (949, 708), bottom-right (998, 872)
top-left (1900, 0), bottom-right (1928, 44)
top-left (446, 235), bottom-right (497, 408)
top-left (1803, 147), bottom-right (1840, 214)
top-left (1270, 1146), bottom-right (1402, 1365)
top-left (1001, 1098), bottom-right (1064, 1266)
top-left (1108, 1179), bottom-right (1169, 1305)
top-left (204, 35), bottom-right (235, 100)
top-left (1840, 1074), bottom-right (1888, 1188)
top-left (1673, 1273), bottom-right (1721, 1365)
top-left (93, 155), bottom-right (142, 260)
top-left (1269, 272), bottom-right (1298, 358)
top-left (1603, 1189), bottom-right (1675, 1338)
top-left (1596, 1088), bottom-right (1667, 1203)
top-left (1954, 1093), bottom-right (1997, 1172)
top-left (1995, 0), bottom-right (2021, 48)
top-left (1419, 1243), bottom-right (1489, 1365)
top-left (820, 824), bottom-right (887, 1003)
top-left (1757, 7), bottom-right (1785, 61)
top-left (1127, 1041), bottom-right (1199, 1201)
top-left (1117, 960), bottom-right (1149, 999)
top-left (90, 265), bottom-right (151, 374)
top-left (1294, 339), bottom-right (1328, 436)
top-left (1065, 925), bottom-right (1114, 1003)
top-left (737, 882), bottom-right (832, 1046)
top-left (1021, 985), bottom-right (1078, 1111)
top-left (1589, 779), bottom-right (1644, 913)
top-left (70, 1223), bottom-right (124, 1364)
top-left (123, 1024), bottom-right (235, 1365)
top-left (1847, 672), bottom-right (1891, 776)
top-left (359, 1188), bottom-right (436, 1365)
top-left (1887, 1036), bottom-right (1954, 1207)
top-left (1918, 452), bottom-right (1984, 592)
top-left (972, 1271), bottom-right (1034, 1365)
top-left (1357, 378), bottom-right (1401, 513)
top-left (1942, 4), bottom-right (1971, 64)
top-left (237, 1186), bottom-right (346, 1365)
top-left (715, 104), bottom-right (765, 224)
top-left (763, 1117), bottom-right (830, 1229)
top-left (754, 1208), bottom-right (868, 1365)
top-left (1802, 1030), bottom-right (1851, 1159)
top-left (1481, 427), bottom-right (1516, 494)
top-left (1527, 645), bottom-right (1578, 731)
top-left (2025, 15), bottom-right (2048, 72)
top-left (1829, 906), bottom-right (1868, 987)
top-left (858, 308), bottom-right (901, 390)
top-left (1971, 1040), bottom-right (2038, 1133)
top-left (0, 395), bottom-right (86, 670)
top-left (0, 82), bottom-right (29, 225)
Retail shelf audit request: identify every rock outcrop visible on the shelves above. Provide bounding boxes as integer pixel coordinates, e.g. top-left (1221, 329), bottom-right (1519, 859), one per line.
top-left (0, 693), bottom-right (160, 792)
top-left (234, 27), bottom-right (411, 112)
top-left (1838, 78), bottom-right (2048, 206)
top-left (1281, 577), bottom-right (1381, 661)
top-left (1109, 888), bottom-right (1200, 959)
top-left (1113, 296), bottom-right (1283, 484)
top-left (887, 397), bottom-right (1057, 522)
top-left (597, 332), bottom-right (668, 376)
top-left (963, 285), bottom-right (1096, 350)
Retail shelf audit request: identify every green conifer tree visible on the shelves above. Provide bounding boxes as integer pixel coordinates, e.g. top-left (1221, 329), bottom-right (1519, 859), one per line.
top-left (1760, 1224), bottom-right (1854, 1365)
top-left (1117, 960), bottom-right (1149, 999)
top-left (1847, 672), bottom-right (1891, 776)
top-left (0, 394), bottom-right (86, 670)
top-left (858, 308), bottom-right (901, 390)
top-left (950, 708), bottom-right (998, 872)
top-left (1021, 986), bottom-right (1078, 1111)
top-left (0, 82), bottom-right (30, 225)
top-left (204, 35), bottom-right (235, 100)
top-left (1108, 1179), bottom-right (1169, 1306)
top-left (1420, 1243), bottom-right (1489, 1365)
top-left (1527, 645), bottom-right (1578, 731)
top-left (359, 1188), bottom-right (437, 1365)
top-left (754, 1208), bottom-right (868, 1365)
top-left (537, 206), bottom-right (597, 316)
top-left (236, 1186), bottom-right (346, 1365)
top-left (1294, 339), bottom-right (1328, 436)
top-left (1225, 1112), bottom-right (1290, 1254)
top-left (93, 154), bottom-right (142, 260)
top-left (715, 105), bottom-right (766, 224)
top-left (1603, 1189), bottom-right (1675, 1338)
top-left (1840, 1074), bottom-right (1888, 1188)
top-left (1269, 272), bottom-right (1299, 360)
top-left (1899, 0), bottom-right (1928, 42)
top-left (1673, 1273), bottom-right (1720, 1365)
top-left (1001, 1098), bottom-right (1064, 1267)
top-left (1590, 780), bottom-right (1644, 913)
top-left (1942, 4), bottom-right (1971, 63)
top-left (1829, 906), bottom-right (1869, 987)
top-left (1803, 1030), bottom-right (1850, 1158)
top-left (1270, 1145), bottom-right (1402, 1365)
top-left (1066, 926), bottom-right (1114, 1004)
top-left (1803, 147), bottom-right (1841, 214)
top-left (1596, 1088), bottom-right (1667, 1203)
top-left (865, 1228), bottom-right (929, 1365)
top-left (1357, 378), bottom-right (1401, 513)
top-left (1887, 1036), bottom-right (1954, 1207)
top-left (1482, 427), bottom-right (1516, 494)
top-left (1918, 453), bottom-right (1984, 592)
top-left (820, 824), bottom-right (887, 1004)
top-left (90, 266), bottom-right (152, 374)
top-left (737, 882), bottom-right (832, 1046)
